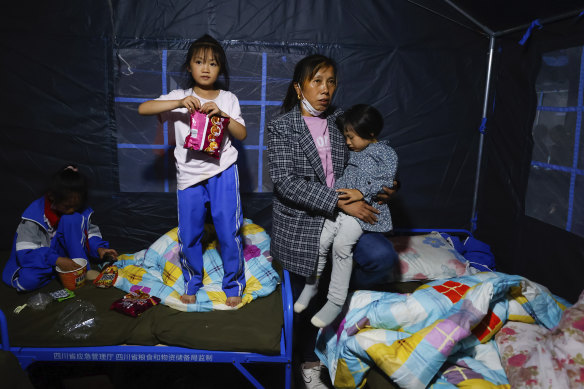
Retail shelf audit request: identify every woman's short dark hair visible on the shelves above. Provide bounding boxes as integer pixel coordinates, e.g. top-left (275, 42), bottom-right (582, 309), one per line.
top-left (336, 104), bottom-right (383, 140)
top-left (281, 54), bottom-right (337, 113)
top-left (183, 34), bottom-right (229, 90)
top-left (48, 164), bottom-right (88, 207)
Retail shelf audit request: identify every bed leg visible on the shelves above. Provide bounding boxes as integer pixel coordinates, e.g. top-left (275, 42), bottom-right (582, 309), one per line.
top-left (0, 309), bottom-right (10, 351)
top-left (285, 361), bottom-right (292, 389)
top-left (16, 355), bottom-right (35, 370)
top-left (232, 360), bottom-right (265, 389)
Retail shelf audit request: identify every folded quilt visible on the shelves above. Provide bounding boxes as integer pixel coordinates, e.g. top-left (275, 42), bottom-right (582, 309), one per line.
top-left (113, 219), bottom-right (280, 312)
top-left (315, 271), bottom-right (571, 389)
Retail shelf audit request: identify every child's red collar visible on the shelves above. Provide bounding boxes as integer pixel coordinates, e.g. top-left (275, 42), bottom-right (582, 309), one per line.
top-left (44, 196), bottom-right (61, 228)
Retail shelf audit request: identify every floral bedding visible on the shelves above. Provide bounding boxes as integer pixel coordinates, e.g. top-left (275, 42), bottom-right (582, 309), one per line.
top-left (496, 289), bottom-right (584, 388)
top-left (390, 232), bottom-right (475, 281)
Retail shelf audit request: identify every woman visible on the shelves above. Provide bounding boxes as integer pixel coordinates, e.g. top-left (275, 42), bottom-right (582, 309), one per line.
top-left (267, 54), bottom-right (399, 388)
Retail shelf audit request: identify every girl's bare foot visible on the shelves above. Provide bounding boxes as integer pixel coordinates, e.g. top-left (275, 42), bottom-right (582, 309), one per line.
top-left (180, 294), bottom-right (196, 304)
top-left (226, 296), bottom-right (242, 307)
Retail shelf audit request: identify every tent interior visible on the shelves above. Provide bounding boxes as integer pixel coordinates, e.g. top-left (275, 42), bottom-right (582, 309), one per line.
top-left (1, 0), bottom-right (584, 385)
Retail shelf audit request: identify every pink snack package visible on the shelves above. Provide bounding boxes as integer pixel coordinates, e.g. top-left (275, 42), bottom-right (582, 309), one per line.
top-left (183, 110), bottom-right (229, 159)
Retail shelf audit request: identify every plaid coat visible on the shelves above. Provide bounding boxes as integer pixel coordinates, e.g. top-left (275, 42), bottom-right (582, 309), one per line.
top-left (267, 106), bottom-right (347, 277)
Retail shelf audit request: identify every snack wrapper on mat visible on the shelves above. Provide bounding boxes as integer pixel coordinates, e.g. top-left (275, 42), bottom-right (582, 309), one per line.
top-left (93, 265), bottom-right (118, 288)
top-left (184, 110), bottom-right (229, 159)
top-left (110, 290), bottom-right (161, 317)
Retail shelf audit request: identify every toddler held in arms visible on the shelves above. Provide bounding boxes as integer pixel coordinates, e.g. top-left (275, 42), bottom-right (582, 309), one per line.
top-left (294, 104), bottom-right (398, 327)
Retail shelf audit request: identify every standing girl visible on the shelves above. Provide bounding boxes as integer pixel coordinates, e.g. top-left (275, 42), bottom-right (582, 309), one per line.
top-left (138, 34), bottom-right (247, 307)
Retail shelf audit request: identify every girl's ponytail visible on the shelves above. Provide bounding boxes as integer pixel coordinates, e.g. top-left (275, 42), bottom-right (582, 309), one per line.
top-left (48, 164), bottom-right (88, 207)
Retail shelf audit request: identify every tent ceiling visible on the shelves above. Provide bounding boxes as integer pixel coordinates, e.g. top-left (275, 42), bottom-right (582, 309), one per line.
top-left (411, 0), bottom-right (584, 36)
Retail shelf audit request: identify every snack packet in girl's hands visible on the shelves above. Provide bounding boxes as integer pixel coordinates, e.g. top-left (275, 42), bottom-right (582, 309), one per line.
top-left (184, 110), bottom-right (229, 159)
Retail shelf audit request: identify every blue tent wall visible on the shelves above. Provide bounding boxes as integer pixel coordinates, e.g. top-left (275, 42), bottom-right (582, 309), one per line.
top-left (1, 1), bottom-right (581, 301)
top-left (0, 0), bottom-right (486, 249)
top-left (476, 18), bottom-right (584, 303)
top-left (0, 3), bottom-right (122, 243)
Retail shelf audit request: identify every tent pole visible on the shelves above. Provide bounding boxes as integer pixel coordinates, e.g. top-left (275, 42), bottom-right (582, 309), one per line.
top-left (471, 35), bottom-right (496, 232)
top-left (442, 0), bottom-right (494, 36)
top-left (405, 0), bottom-right (489, 36)
top-left (494, 8), bottom-right (584, 37)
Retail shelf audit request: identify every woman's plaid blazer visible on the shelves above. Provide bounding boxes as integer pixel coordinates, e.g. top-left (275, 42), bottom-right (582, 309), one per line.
top-left (267, 106), bottom-right (347, 277)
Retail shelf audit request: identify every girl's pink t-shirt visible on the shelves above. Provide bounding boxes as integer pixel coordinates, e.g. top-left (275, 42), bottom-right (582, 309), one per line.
top-left (303, 116), bottom-right (335, 188)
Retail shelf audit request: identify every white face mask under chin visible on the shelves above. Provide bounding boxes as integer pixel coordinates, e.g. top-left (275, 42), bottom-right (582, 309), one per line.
top-left (300, 91), bottom-right (325, 117)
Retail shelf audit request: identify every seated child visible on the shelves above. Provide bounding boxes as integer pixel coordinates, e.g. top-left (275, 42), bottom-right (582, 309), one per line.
top-left (294, 104), bottom-right (398, 327)
top-left (2, 165), bottom-right (118, 291)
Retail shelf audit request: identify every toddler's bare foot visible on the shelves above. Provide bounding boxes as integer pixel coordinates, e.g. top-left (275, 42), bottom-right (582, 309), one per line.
top-left (180, 294), bottom-right (196, 304)
top-left (226, 296), bottom-right (242, 307)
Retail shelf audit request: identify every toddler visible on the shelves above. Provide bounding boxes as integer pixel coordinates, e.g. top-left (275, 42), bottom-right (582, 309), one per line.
top-left (294, 104), bottom-right (398, 327)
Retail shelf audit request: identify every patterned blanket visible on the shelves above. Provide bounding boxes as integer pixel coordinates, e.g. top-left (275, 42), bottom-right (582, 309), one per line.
top-left (495, 289), bottom-right (584, 388)
top-left (315, 272), bottom-right (571, 388)
top-left (113, 219), bottom-right (280, 312)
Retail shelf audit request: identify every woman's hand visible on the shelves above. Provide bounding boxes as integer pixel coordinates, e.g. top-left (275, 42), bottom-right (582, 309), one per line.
top-left (180, 96), bottom-right (202, 113)
top-left (338, 199), bottom-right (379, 224)
top-left (374, 180), bottom-right (400, 205)
top-left (55, 257), bottom-right (82, 271)
top-left (336, 188), bottom-right (363, 204)
top-left (98, 247), bottom-right (119, 261)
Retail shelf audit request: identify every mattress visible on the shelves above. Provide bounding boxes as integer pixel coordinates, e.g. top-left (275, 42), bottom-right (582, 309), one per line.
top-left (0, 273), bottom-right (283, 354)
